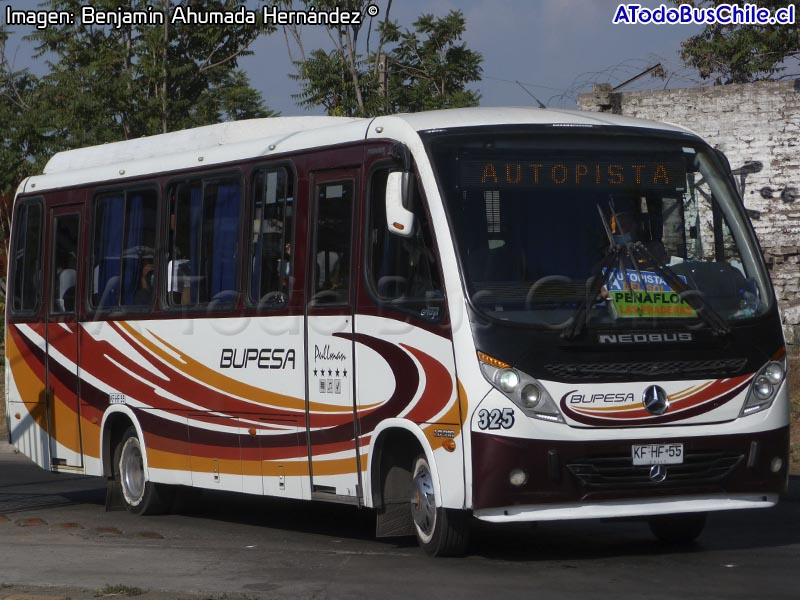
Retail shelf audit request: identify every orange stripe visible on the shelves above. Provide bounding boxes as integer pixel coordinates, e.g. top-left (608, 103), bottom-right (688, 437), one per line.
top-left (80, 416), bottom-right (101, 459)
top-left (117, 321), bottom-right (369, 414)
top-left (147, 447), bottom-right (366, 477)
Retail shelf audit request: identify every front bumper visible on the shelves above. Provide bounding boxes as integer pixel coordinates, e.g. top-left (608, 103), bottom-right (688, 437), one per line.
top-left (471, 426), bottom-right (789, 515)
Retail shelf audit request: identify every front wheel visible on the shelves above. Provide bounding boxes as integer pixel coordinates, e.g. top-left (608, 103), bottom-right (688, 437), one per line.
top-left (114, 427), bottom-right (172, 515)
top-left (411, 455), bottom-right (470, 556)
top-left (649, 513), bottom-right (707, 544)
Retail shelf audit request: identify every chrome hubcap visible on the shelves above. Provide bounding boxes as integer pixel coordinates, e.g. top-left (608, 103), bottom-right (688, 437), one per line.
top-left (411, 460), bottom-right (436, 539)
top-left (120, 438), bottom-right (145, 506)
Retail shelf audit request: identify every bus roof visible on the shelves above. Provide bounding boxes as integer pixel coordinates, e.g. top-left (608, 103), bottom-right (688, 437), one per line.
top-left (19, 107), bottom-right (695, 196)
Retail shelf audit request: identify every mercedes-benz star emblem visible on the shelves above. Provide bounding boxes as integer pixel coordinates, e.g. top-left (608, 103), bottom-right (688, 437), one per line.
top-left (649, 465), bottom-right (668, 482)
top-left (642, 385), bottom-right (670, 415)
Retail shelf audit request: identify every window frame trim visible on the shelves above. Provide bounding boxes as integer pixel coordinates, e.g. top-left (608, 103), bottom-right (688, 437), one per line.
top-left (245, 161), bottom-right (297, 310)
top-left (163, 169), bottom-right (245, 312)
top-left (8, 196), bottom-right (46, 319)
top-left (310, 175), bottom-right (357, 308)
top-left (361, 160), bottom-right (446, 323)
top-left (88, 184), bottom-right (161, 314)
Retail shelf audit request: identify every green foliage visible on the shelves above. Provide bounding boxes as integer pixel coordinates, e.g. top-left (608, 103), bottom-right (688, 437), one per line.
top-left (0, 1), bottom-right (276, 196)
top-left (0, 29), bottom-right (52, 195)
top-left (286, 1), bottom-right (482, 116)
top-left (384, 11), bottom-right (482, 113)
top-left (94, 584), bottom-right (145, 597)
top-left (674, 0), bottom-right (800, 83)
top-left (28, 0), bottom-right (276, 138)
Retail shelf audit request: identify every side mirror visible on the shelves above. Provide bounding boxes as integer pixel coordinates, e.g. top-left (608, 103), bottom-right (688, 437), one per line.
top-left (385, 171), bottom-right (415, 238)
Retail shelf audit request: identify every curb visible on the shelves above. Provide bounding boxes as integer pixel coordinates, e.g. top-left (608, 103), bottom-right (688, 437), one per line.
top-left (0, 442), bottom-right (18, 455)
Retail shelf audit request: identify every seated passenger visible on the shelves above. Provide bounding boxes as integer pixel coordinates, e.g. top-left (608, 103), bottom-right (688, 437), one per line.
top-left (133, 260), bottom-right (155, 305)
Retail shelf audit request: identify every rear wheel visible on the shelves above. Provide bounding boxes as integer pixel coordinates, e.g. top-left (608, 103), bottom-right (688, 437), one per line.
top-left (114, 427), bottom-right (171, 515)
top-left (649, 513), bottom-right (707, 544)
top-left (411, 455), bottom-right (470, 556)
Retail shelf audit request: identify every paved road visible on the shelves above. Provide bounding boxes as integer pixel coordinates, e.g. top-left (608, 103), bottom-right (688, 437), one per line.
top-left (1, 446), bottom-right (799, 600)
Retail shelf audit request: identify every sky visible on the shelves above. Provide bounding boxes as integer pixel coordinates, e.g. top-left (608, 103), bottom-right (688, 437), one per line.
top-left (239, 0), bottom-right (707, 114)
top-left (4, 0), bottom-right (708, 116)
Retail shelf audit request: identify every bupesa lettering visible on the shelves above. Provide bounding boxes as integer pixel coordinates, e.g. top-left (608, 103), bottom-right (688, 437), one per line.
top-left (569, 392), bottom-right (636, 404)
top-left (220, 348), bottom-right (296, 369)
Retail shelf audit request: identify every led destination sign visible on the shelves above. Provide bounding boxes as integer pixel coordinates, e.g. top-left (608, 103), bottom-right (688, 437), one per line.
top-left (462, 158), bottom-right (685, 191)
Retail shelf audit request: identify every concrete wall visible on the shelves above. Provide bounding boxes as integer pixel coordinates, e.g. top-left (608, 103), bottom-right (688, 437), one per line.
top-left (579, 81), bottom-right (800, 349)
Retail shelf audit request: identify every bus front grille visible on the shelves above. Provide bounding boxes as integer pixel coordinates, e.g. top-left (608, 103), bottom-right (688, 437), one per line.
top-left (545, 358), bottom-right (747, 381)
top-left (566, 451), bottom-right (744, 491)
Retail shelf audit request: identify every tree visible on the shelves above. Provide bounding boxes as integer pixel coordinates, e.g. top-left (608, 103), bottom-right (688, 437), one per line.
top-left (281, 1), bottom-right (482, 116)
top-left (0, 27), bottom-right (51, 196)
top-left (383, 11), bottom-right (483, 113)
top-left (0, 1), bottom-right (279, 278)
top-left (674, 0), bottom-right (800, 83)
top-left (25, 0), bottom-right (276, 148)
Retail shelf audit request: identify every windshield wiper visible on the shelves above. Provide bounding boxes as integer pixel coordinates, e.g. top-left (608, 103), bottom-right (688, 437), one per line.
top-left (628, 242), bottom-right (731, 336)
top-left (561, 245), bottom-right (620, 340)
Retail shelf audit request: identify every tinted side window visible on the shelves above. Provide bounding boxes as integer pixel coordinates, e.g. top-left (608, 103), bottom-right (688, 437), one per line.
top-left (51, 214), bottom-right (80, 314)
top-left (312, 181), bottom-right (353, 305)
top-left (367, 169), bottom-right (443, 320)
top-left (92, 190), bottom-right (158, 309)
top-left (11, 201), bottom-right (44, 313)
top-left (168, 177), bottom-right (241, 306)
top-left (249, 168), bottom-right (294, 306)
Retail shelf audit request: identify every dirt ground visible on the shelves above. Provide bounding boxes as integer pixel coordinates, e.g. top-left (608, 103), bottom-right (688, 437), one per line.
top-left (0, 583), bottom-right (258, 600)
top-left (2, 355), bottom-right (799, 473)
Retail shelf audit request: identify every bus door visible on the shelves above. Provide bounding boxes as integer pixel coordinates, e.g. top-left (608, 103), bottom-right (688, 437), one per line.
top-left (305, 169), bottom-right (361, 501)
top-left (45, 204), bottom-right (84, 469)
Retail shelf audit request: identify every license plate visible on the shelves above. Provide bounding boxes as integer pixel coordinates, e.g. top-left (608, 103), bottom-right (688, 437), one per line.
top-left (632, 443), bottom-right (684, 465)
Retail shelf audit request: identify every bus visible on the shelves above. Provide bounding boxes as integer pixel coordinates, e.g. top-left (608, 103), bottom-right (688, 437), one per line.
top-left (5, 107), bottom-right (789, 556)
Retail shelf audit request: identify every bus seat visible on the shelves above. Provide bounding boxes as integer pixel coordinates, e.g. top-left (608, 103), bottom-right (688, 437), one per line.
top-left (56, 268), bottom-right (76, 312)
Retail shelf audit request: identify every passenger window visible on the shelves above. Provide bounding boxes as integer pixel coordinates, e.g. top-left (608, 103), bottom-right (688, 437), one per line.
top-left (249, 168), bottom-right (294, 307)
top-left (50, 214), bottom-right (80, 314)
top-left (168, 177), bottom-right (241, 306)
top-left (10, 201), bottom-right (43, 313)
top-left (367, 169), bottom-right (442, 320)
top-left (312, 180), bottom-right (353, 305)
top-left (92, 190), bottom-right (158, 309)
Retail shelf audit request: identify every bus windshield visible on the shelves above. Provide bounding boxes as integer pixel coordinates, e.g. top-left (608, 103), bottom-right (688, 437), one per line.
top-left (425, 128), bottom-right (770, 329)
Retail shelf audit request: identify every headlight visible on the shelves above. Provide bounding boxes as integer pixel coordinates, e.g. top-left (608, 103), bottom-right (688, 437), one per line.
top-left (764, 361), bottom-right (785, 385)
top-left (495, 369), bottom-right (520, 393)
top-left (520, 384), bottom-right (541, 409)
top-left (740, 358), bottom-right (786, 417)
top-left (478, 352), bottom-right (563, 422)
top-left (753, 376), bottom-right (772, 400)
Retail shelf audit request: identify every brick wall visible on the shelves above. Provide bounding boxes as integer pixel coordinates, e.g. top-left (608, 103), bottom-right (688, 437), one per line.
top-left (579, 81), bottom-right (800, 349)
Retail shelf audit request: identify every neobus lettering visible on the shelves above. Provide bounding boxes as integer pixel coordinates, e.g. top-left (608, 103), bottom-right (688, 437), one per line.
top-left (598, 332), bottom-right (694, 344)
top-left (219, 348), bottom-right (296, 369)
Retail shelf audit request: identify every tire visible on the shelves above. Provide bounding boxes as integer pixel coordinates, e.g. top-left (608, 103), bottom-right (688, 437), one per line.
top-left (649, 513), bottom-right (707, 544)
top-left (411, 454), bottom-right (470, 557)
top-left (114, 426), bottom-right (172, 515)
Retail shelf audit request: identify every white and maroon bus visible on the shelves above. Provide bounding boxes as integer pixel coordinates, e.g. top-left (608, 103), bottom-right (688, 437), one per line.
top-left (5, 108), bottom-right (789, 555)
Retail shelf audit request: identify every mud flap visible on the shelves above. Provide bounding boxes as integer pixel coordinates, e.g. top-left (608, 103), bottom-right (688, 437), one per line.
top-left (375, 501), bottom-right (415, 537)
top-left (104, 477), bottom-right (125, 511)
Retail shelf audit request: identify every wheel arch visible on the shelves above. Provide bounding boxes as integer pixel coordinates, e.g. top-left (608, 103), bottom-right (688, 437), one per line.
top-left (100, 406), bottom-right (146, 478)
top-left (366, 419), bottom-right (440, 510)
